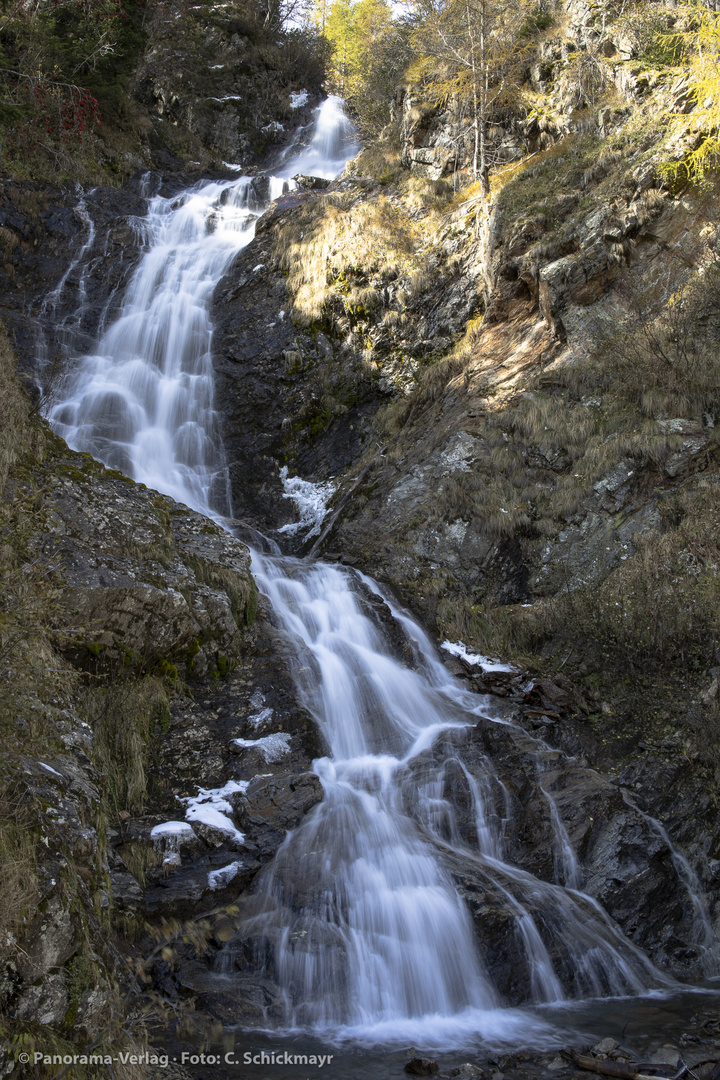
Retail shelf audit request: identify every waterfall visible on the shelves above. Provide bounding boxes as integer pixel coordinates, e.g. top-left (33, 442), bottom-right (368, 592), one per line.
top-left (40, 95), bottom-right (716, 1051)
top-left (45, 96), bottom-right (358, 517)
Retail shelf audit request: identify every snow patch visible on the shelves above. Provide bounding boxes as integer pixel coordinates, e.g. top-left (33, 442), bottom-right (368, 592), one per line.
top-left (277, 466), bottom-right (335, 538)
top-left (180, 780), bottom-right (249, 845)
top-left (208, 860), bottom-right (244, 890)
top-left (248, 706), bottom-right (274, 729)
top-left (290, 90), bottom-right (309, 108)
top-left (231, 732), bottom-right (292, 762)
top-left (38, 761), bottom-right (64, 778)
top-left (150, 820), bottom-right (196, 868)
top-left (441, 640), bottom-right (517, 674)
top-left (150, 821), bottom-right (196, 840)
top-left (262, 120), bottom-right (285, 134)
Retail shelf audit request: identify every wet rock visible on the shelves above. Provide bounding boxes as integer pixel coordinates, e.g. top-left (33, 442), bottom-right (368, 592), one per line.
top-left (235, 771), bottom-right (324, 851)
top-left (591, 1038), bottom-right (621, 1057)
top-left (406, 1059), bottom-right (440, 1076)
top-left (450, 1063), bottom-right (485, 1078)
top-left (174, 962), bottom-right (286, 1026)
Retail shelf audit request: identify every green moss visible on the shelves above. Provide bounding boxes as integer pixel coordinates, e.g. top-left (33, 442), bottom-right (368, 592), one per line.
top-left (153, 657), bottom-right (178, 681)
top-left (64, 951), bottom-right (95, 1026)
top-left (185, 638), bottom-right (201, 674)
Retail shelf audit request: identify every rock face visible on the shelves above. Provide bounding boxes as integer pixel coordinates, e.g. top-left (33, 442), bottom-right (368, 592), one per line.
top-left (132, 0), bottom-right (323, 171)
top-left (0, 181), bottom-right (149, 387)
top-left (24, 438), bottom-right (256, 679)
top-left (408, 720), bottom-right (719, 994)
top-left (0, 402), bottom-right (320, 1050)
top-left (210, 188), bottom-right (385, 532)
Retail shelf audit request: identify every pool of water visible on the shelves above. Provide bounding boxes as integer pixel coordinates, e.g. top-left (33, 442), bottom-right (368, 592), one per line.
top-left (160, 986), bottom-right (720, 1080)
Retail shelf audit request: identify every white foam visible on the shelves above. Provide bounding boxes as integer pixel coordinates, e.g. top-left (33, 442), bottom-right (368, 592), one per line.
top-left (277, 466), bottom-right (335, 538)
top-left (441, 640), bottom-right (517, 673)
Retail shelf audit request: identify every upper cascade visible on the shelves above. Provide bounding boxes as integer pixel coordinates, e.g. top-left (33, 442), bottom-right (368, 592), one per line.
top-left (42, 97), bottom-right (359, 517)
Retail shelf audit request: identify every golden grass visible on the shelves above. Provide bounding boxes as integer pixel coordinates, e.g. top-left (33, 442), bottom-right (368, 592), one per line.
top-left (275, 194), bottom-right (420, 325)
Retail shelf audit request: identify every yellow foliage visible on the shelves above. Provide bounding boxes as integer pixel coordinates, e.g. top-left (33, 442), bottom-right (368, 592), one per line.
top-left (661, 1), bottom-right (720, 184)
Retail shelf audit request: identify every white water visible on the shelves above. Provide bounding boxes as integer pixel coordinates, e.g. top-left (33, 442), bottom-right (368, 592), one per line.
top-left (236, 554), bottom-right (672, 1047)
top-left (41, 96), bottom-right (717, 1051)
top-left (45, 96), bottom-right (358, 515)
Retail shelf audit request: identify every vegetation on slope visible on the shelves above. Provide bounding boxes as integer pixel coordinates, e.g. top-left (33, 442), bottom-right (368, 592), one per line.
top-left (264, 0), bottom-right (720, 768)
top-left (0, 0), bottom-right (327, 182)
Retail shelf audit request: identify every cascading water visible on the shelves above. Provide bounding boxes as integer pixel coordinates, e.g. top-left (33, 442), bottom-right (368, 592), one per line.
top-left (230, 556), bottom-right (669, 1046)
top-left (40, 95), bottom-right (718, 1052)
top-left (46, 96), bottom-right (358, 516)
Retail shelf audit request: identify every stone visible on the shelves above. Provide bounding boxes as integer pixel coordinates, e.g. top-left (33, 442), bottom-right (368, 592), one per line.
top-left (109, 870), bottom-right (145, 910)
top-left (16, 897), bottom-right (76, 982)
top-left (13, 974), bottom-right (69, 1026)
top-left (591, 1038), bottom-right (621, 1057)
top-left (648, 1048), bottom-right (681, 1067)
top-left (406, 1059), bottom-right (440, 1076)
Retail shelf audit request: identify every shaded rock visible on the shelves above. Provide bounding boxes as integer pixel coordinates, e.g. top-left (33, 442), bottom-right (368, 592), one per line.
top-left (13, 974), bottom-right (68, 1026)
top-left (236, 771), bottom-right (323, 828)
top-left (109, 870), bottom-right (145, 910)
top-left (16, 896), bottom-right (76, 982)
top-left (406, 1058), bottom-right (440, 1076)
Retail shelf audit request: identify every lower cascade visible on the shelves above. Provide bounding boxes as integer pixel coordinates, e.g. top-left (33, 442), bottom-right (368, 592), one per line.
top-left (39, 96), bottom-right (719, 1049)
top-left (221, 554), bottom-right (671, 1044)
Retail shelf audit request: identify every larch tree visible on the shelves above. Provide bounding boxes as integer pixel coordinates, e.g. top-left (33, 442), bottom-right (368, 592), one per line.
top-left (409, 0), bottom-right (533, 194)
top-left (660, 0), bottom-right (720, 184)
top-left (321, 0), bottom-right (412, 132)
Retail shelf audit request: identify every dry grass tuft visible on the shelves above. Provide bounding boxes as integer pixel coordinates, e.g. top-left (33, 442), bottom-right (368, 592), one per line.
top-left (0, 784), bottom-right (39, 957)
top-left (87, 677), bottom-right (170, 816)
top-left (275, 194), bottom-right (419, 326)
top-left (0, 325), bottom-right (35, 492)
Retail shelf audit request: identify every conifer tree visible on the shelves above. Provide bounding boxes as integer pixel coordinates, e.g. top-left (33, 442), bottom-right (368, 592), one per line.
top-left (661, 0), bottom-right (720, 184)
top-left (409, 0), bottom-right (532, 193)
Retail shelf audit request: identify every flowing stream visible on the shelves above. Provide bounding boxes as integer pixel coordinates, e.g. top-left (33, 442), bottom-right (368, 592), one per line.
top-left (41, 97), bottom-right (718, 1052)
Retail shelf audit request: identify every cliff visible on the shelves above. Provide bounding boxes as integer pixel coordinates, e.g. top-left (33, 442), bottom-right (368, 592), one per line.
top-left (2, 0), bottom-right (720, 1070)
